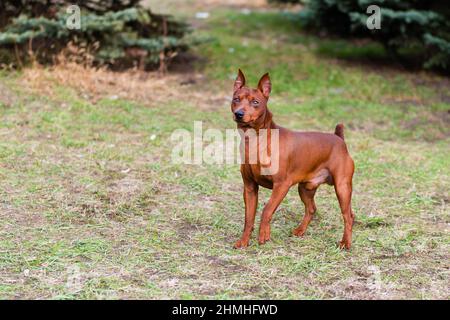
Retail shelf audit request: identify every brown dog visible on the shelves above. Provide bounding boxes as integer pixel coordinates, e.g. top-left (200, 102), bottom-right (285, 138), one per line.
top-left (231, 69), bottom-right (355, 249)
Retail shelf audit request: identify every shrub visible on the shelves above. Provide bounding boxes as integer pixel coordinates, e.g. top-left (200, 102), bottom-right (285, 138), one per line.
top-left (0, 0), bottom-right (191, 71)
top-left (299, 0), bottom-right (450, 72)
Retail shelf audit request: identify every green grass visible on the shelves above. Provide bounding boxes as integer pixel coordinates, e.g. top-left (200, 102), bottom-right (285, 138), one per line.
top-left (0, 2), bottom-right (449, 299)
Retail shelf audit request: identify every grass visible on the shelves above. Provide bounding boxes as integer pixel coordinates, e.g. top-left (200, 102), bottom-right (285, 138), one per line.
top-left (0, 1), bottom-right (449, 299)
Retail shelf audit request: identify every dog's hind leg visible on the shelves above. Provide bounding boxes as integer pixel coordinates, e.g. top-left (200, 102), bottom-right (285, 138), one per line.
top-left (332, 156), bottom-right (355, 249)
top-left (334, 177), bottom-right (354, 250)
top-left (292, 183), bottom-right (317, 237)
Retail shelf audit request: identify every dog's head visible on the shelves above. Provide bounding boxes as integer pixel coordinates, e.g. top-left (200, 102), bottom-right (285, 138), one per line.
top-left (231, 69), bottom-right (271, 128)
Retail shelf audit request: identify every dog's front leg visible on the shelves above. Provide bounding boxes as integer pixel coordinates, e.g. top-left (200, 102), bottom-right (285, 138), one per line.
top-left (234, 181), bottom-right (259, 248)
top-left (258, 182), bottom-right (290, 245)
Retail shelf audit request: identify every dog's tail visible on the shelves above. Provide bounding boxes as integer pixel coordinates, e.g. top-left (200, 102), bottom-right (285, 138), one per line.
top-left (334, 123), bottom-right (345, 140)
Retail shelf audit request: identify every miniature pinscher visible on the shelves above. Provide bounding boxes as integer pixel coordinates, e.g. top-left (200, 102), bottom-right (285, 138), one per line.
top-left (231, 69), bottom-right (355, 249)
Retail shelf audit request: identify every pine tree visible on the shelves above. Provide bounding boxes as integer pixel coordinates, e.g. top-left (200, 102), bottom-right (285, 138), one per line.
top-left (0, 0), bottom-right (191, 71)
top-left (272, 0), bottom-right (450, 72)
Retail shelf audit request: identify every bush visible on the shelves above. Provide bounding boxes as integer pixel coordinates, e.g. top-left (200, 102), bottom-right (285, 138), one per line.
top-left (299, 0), bottom-right (450, 73)
top-left (0, 0), bottom-right (191, 71)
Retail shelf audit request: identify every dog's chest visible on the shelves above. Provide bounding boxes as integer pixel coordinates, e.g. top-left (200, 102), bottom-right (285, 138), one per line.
top-left (245, 164), bottom-right (274, 189)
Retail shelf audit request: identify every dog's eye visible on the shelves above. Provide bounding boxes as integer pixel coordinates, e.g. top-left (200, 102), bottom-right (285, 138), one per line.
top-left (252, 100), bottom-right (259, 106)
top-left (233, 97), bottom-right (240, 103)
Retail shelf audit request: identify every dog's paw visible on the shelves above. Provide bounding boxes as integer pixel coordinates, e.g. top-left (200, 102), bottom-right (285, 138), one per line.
top-left (338, 239), bottom-right (351, 250)
top-left (258, 224), bottom-right (271, 245)
top-left (292, 227), bottom-right (306, 237)
top-left (234, 238), bottom-right (249, 249)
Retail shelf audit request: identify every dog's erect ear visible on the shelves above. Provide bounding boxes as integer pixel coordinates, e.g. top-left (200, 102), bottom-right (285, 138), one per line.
top-left (234, 69), bottom-right (246, 92)
top-left (258, 73), bottom-right (271, 98)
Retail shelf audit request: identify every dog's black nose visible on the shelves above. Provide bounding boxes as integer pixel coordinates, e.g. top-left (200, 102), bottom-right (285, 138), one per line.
top-left (234, 110), bottom-right (244, 120)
